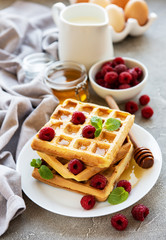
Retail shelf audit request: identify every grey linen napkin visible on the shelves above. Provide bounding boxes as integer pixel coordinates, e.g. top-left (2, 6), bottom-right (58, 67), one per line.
top-left (0, 1), bottom-right (59, 236)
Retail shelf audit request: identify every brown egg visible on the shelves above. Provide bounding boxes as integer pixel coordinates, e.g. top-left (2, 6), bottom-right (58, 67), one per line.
top-left (75, 0), bottom-right (89, 2)
top-left (110, 0), bottom-right (130, 9)
top-left (106, 4), bottom-right (125, 32)
top-left (89, 0), bottom-right (110, 8)
top-left (124, 0), bottom-right (149, 26)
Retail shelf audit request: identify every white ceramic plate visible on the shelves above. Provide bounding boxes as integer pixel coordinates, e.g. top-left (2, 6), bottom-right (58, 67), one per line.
top-left (16, 124), bottom-right (162, 218)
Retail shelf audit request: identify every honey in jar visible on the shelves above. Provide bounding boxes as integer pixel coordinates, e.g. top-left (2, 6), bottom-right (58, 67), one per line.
top-left (44, 61), bottom-right (89, 103)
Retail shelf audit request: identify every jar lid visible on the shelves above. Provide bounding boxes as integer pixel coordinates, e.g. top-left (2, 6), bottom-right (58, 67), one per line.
top-left (23, 52), bottom-right (54, 80)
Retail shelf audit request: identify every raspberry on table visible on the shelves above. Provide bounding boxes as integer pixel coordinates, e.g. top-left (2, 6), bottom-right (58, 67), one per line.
top-left (112, 57), bottom-right (125, 66)
top-left (82, 125), bottom-right (96, 139)
top-left (131, 204), bottom-right (149, 221)
top-left (80, 195), bottom-right (96, 210)
top-left (141, 106), bottom-right (154, 118)
top-left (119, 72), bottom-right (132, 84)
top-left (38, 127), bottom-right (55, 141)
top-left (117, 180), bottom-right (131, 193)
top-left (90, 174), bottom-right (107, 190)
top-left (104, 71), bottom-right (118, 85)
top-left (125, 101), bottom-right (139, 114)
top-left (139, 95), bottom-right (150, 105)
top-left (111, 214), bottom-right (128, 231)
top-left (114, 64), bottom-right (127, 74)
top-left (68, 159), bottom-right (84, 175)
top-left (71, 111), bottom-right (86, 125)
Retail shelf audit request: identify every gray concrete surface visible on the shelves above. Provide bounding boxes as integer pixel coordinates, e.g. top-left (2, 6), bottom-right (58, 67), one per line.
top-left (1, 0), bottom-right (166, 239)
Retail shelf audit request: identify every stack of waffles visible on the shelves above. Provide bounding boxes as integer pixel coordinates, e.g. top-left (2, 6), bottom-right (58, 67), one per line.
top-left (31, 99), bottom-right (134, 202)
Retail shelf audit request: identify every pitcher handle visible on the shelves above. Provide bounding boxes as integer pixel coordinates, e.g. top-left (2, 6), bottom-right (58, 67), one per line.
top-left (52, 2), bottom-right (66, 27)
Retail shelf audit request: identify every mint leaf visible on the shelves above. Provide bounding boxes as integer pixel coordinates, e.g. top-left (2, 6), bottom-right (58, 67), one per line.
top-left (38, 165), bottom-right (54, 179)
top-left (105, 118), bottom-right (121, 131)
top-left (30, 158), bottom-right (42, 168)
top-left (91, 116), bottom-right (103, 137)
top-left (108, 187), bottom-right (129, 205)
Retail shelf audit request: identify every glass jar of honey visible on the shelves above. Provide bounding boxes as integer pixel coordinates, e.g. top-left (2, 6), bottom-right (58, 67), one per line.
top-left (44, 61), bottom-right (89, 103)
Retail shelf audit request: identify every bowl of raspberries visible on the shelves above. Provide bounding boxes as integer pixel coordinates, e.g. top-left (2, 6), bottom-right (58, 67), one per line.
top-left (89, 57), bottom-right (148, 103)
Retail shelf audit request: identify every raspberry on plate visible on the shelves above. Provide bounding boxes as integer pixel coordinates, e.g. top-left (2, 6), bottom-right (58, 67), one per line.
top-left (90, 174), bottom-right (107, 190)
top-left (119, 72), bottom-right (132, 84)
top-left (139, 95), bottom-right (150, 105)
top-left (38, 127), bottom-right (55, 141)
top-left (68, 159), bottom-right (84, 175)
top-left (117, 180), bottom-right (131, 193)
top-left (125, 101), bottom-right (139, 114)
top-left (111, 214), bottom-right (128, 231)
top-left (82, 125), bottom-right (96, 139)
top-left (141, 106), bottom-right (154, 118)
top-left (71, 111), bottom-right (86, 125)
top-left (80, 195), bottom-right (96, 210)
top-left (131, 204), bottom-right (149, 221)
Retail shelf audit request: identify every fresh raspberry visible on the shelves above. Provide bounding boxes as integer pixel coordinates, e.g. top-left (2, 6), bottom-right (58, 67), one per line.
top-left (141, 106), bottom-right (154, 119)
top-left (68, 159), bottom-right (84, 175)
top-left (114, 64), bottom-right (127, 74)
top-left (95, 71), bottom-right (103, 80)
top-left (139, 95), bottom-right (150, 105)
top-left (38, 127), bottom-right (55, 141)
top-left (90, 174), bottom-right (107, 190)
top-left (125, 101), bottom-right (139, 114)
top-left (119, 72), bottom-right (132, 84)
top-left (101, 65), bottom-right (114, 76)
top-left (82, 125), bottom-right (96, 139)
top-left (117, 180), bottom-right (131, 193)
top-left (132, 79), bottom-right (140, 86)
top-left (104, 71), bottom-right (118, 85)
top-left (101, 61), bottom-right (112, 68)
top-left (134, 67), bottom-right (143, 79)
top-left (80, 195), bottom-right (96, 210)
top-left (71, 111), bottom-right (86, 125)
top-left (128, 68), bottom-right (138, 81)
top-left (96, 78), bottom-right (105, 87)
top-left (111, 214), bottom-right (128, 231)
top-left (112, 57), bottom-right (125, 66)
top-left (131, 204), bottom-right (149, 221)
top-left (118, 84), bottom-right (130, 89)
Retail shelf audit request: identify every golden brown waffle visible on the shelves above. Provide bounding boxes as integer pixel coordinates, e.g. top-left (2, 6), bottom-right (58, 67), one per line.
top-left (32, 137), bottom-right (134, 202)
top-left (31, 99), bottom-right (134, 168)
top-left (37, 140), bottom-right (131, 181)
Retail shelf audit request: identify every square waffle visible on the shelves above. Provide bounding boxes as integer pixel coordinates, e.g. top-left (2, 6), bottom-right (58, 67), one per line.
top-left (32, 136), bottom-right (134, 202)
top-left (36, 139), bottom-right (131, 182)
top-left (31, 99), bottom-right (134, 168)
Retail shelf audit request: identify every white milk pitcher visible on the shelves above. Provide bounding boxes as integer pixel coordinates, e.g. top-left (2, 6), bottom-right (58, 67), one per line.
top-left (52, 2), bottom-right (114, 70)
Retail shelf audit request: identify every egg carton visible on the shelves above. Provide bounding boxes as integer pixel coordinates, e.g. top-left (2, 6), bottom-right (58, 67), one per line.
top-left (111, 12), bottom-right (157, 43)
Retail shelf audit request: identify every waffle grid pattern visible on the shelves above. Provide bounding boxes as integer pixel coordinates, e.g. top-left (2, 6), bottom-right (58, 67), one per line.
top-left (32, 136), bottom-right (134, 202)
top-left (31, 99), bottom-right (134, 168)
